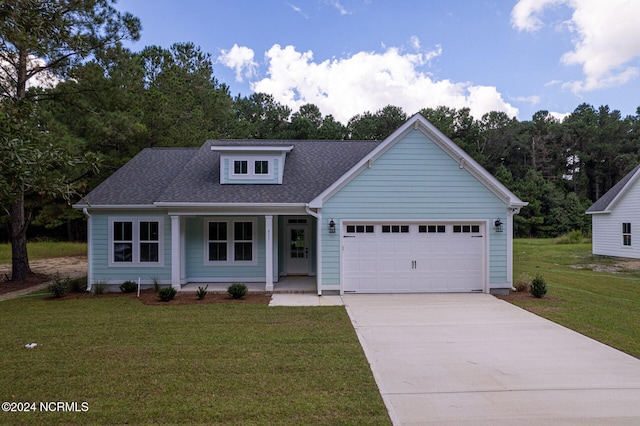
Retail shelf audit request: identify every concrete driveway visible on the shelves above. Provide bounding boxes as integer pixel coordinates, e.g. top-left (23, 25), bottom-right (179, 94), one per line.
top-left (343, 294), bottom-right (640, 425)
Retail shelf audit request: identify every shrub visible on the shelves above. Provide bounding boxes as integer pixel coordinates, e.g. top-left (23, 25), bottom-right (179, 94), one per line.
top-left (530, 274), bottom-right (548, 298)
top-left (151, 276), bottom-right (161, 292)
top-left (196, 285), bottom-right (208, 300)
top-left (227, 283), bottom-right (247, 299)
top-left (514, 279), bottom-right (530, 293)
top-left (119, 280), bottom-right (137, 293)
top-left (159, 286), bottom-right (177, 302)
top-left (93, 282), bottom-right (107, 295)
top-left (68, 277), bottom-right (87, 293)
top-left (48, 274), bottom-right (69, 298)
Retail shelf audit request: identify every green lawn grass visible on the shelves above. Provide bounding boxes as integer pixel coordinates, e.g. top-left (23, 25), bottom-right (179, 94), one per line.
top-left (513, 238), bottom-right (640, 359)
top-left (0, 242), bottom-right (87, 263)
top-left (0, 296), bottom-right (390, 425)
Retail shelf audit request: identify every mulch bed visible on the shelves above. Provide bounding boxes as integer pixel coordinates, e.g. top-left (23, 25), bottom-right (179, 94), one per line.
top-left (47, 289), bottom-right (272, 305)
top-left (494, 290), bottom-right (563, 302)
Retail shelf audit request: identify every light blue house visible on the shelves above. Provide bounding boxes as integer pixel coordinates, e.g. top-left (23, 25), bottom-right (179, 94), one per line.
top-left (74, 114), bottom-right (526, 294)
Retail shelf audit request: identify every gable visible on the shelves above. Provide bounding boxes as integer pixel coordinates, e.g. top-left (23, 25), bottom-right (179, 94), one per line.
top-left (310, 114), bottom-right (525, 209)
top-left (324, 129), bottom-right (507, 213)
top-left (586, 165), bottom-right (640, 214)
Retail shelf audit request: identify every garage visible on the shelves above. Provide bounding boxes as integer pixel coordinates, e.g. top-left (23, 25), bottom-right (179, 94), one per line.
top-left (342, 222), bottom-right (485, 293)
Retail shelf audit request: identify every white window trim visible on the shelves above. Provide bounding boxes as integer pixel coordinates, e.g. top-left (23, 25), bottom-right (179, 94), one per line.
top-left (204, 217), bottom-right (258, 266)
top-left (229, 156), bottom-right (274, 180)
top-left (623, 222), bottom-right (632, 247)
top-left (108, 217), bottom-right (164, 267)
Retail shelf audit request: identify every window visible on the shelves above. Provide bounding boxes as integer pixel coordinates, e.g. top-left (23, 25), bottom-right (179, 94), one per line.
top-left (346, 224), bottom-right (374, 233)
top-left (419, 225), bottom-right (446, 233)
top-left (208, 222), bottom-right (227, 261)
top-left (255, 160), bottom-right (269, 174)
top-left (139, 221), bottom-right (159, 262)
top-left (113, 221), bottom-right (133, 262)
top-left (623, 223), bottom-right (632, 246)
top-left (110, 218), bottom-right (163, 266)
top-left (382, 225), bottom-right (409, 233)
top-left (453, 224), bottom-right (481, 233)
top-left (206, 219), bottom-right (256, 264)
top-left (234, 160), bottom-right (248, 175)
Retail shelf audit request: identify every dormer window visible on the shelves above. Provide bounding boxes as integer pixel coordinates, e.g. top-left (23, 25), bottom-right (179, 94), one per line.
top-left (234, 160), bottom-right (248, 175)
top-left (212, 145), bottom-right (293, 184)
top-left (255, 160), bottom-right (269, 175)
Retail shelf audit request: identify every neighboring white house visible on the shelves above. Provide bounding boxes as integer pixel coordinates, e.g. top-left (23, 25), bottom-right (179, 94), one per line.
top-left (74, 114), bottom-right (527, 295)
top-left (586, 165), bottom-right (640, 259)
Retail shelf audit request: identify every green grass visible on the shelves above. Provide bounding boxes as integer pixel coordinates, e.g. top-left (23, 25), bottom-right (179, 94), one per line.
top-left (513, 238), bottom-right (640, 359)
top-left (0, 242), bottom-right (87, 263)
top-left (0, 296), bottom-right (390, 425)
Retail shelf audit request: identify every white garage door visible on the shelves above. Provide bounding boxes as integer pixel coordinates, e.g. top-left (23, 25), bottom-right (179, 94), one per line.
top-left (342, 223), bottom-right (485, 293)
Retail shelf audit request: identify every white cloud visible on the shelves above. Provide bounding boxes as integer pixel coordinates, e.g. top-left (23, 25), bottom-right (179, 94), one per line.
top-left (326, 0), bottom-right (350, 16)
top-left (247, 44), bottom-right (518, 123)
top-left (217, 44), bottom-right (258, 82)
top-left (287, 3), bottom-right (309, 19)
top-left (512, 0), bottom-right (640, 93)
top-left (512, 95), bottom-right (541, 105)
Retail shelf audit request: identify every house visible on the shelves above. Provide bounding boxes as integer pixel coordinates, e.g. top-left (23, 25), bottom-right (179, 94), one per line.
top-left (74, 114), bottom-right (527, 295)
top-left (586, 164), bottom-right (640, 258)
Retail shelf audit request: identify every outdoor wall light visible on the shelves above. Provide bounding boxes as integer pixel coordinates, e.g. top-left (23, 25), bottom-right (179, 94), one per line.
top-left (329, 219), bottom-right (336, 234)
top-left (494, 218), bottom-right (504, 232)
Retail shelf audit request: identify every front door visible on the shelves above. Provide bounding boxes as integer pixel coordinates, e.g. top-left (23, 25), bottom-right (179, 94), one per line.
top-left (287, 224), bottom-right (310, 275)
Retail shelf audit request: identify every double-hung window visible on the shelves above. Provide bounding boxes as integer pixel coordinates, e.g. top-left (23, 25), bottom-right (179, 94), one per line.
top-left (110, 218), bottom-right (163, 266)
top-left (206, 219), bottom-right (256, 264)
top-left (623, 223), bottom-right (632, 246)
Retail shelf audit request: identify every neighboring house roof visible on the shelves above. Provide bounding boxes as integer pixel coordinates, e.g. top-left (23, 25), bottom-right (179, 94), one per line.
top-left (76, 139), bottom-right (381, 207)
top-left (586, 164), bottom-right (640, 214)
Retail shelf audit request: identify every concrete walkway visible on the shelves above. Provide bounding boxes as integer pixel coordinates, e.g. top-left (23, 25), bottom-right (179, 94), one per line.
top-left (343, 293), bottom-right (640, 425)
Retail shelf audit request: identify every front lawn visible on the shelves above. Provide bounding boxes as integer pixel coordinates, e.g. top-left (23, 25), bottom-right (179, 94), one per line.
top-left (0, 296), bottom-right (390, 425)
top-left (512, 239), bottom-right (640, 359)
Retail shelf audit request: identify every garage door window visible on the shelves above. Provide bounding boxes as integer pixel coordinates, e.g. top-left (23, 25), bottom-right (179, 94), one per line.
top-left (419, 225), bottom-right (446, 233)
top-left (346, 225), bottom-right (374, 233)
top-left (453, 225), bottom-right (480, 233)
top-left (382, 225), bottom-right (409, 233)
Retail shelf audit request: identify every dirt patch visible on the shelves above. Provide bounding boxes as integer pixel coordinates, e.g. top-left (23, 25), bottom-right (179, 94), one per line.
top-left (52, 289), bottom-right (272, 305)
top-left (570, 257), bottom-right (640, 273)
top-left (0, 255), bottom-right (88, 297)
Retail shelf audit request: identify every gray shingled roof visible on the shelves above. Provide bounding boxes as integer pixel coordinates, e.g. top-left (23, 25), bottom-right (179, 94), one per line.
top-left (77, 140), bottom-right (381, 207)
top-left (586, 164), bottom-right (640, 213)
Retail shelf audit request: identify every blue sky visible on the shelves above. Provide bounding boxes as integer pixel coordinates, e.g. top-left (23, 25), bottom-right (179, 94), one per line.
top-left (115, 0), bottom-right (640, 124)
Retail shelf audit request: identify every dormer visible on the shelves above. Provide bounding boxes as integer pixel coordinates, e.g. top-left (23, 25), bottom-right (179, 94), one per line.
top-left (211, 145), bottom-right (293, 184)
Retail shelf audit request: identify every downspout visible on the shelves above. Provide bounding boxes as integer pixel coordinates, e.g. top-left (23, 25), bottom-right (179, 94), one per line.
top-left (305, 205), bottom-right (322, 296)
top-left (82, 208), bottom-right (93, 292)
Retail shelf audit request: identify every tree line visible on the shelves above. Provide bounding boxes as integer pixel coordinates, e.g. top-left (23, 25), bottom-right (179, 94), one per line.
top-left (3, 1), bottom-right (640, 282)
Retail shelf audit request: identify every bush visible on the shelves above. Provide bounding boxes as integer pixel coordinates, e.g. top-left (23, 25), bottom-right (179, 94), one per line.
top-left (119, 280), bottom-right (137, 293)
top-left (68, 277), bottom-right (87, 293)
top-left (93, 282), bottom-right (107, 295)
top-left (151, 276), bottom-right (161, 292)
top-left (48, 274), bottom-right (69, 298)
top-left (159, 286), bottom-right (177, 302)
top-left (196, 285), bottom-right (208, 300)
top-left (514, 279), bottom-right (530, 293)
top-left (227, 283), bottom-right (247, 299)
top-left (530, 274), bottom-right (548, 298)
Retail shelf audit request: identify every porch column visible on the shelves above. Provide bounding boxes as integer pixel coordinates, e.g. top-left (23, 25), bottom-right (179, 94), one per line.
top-left (265, 215), bottom-right (274, 292)
top-left (171, 215), bottom-right (181, 290)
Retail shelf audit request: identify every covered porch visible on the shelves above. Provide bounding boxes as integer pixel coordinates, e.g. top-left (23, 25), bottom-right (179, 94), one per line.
top-left (166, 208), bottom-right (325, 294)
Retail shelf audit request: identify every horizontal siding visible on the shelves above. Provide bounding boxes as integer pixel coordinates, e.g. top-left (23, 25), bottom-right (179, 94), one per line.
top-left (592, 180), bottom-right (640, 258)
top-left (184, 216), bottom-right (267, 281)
top-left (321, 129), bottom-right (509, 287)
top-left (90, 211), bottom-right (172, 284)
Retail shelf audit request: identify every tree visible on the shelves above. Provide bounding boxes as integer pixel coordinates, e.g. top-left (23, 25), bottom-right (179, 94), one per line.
top-left (0, 0), bottom-right (140, 282)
